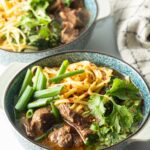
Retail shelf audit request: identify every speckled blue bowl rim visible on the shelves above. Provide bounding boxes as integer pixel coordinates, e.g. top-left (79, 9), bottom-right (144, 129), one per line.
top-left (0, 0), bottom-right (99, 54)
top-left (4, 50), bottom-right (150, 150)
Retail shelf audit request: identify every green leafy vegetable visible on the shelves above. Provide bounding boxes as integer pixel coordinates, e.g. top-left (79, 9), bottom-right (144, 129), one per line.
top-left (107, 78), bottom-right (140, 100)
top-left (88, 94), bottom-right (106, 126)
top-left (19, 0), bottom-right (61, 49)
top-left (106, 100), bottom-right (133, 133)
top-left (63, 0), bottom-right (72, 7)
top-left (88, 91), bottom-right (142, 147)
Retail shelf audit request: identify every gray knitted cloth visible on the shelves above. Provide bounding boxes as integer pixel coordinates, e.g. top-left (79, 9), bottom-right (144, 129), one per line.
top-left (110, 0), bottom-right (150, 85)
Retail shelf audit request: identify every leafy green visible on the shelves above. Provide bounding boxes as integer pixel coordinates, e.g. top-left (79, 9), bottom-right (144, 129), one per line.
top-left (106, 100), bottom-right (133, 133)
top-left (106, 78), bottom-right (140, 100)
top-left (63, 0), bottom-right (73, 7)
top-left (88, 91), bottom-right (143, 147)
top-left (19, 0), bottom-right (61, 49)
top-left (88, 94), bottom-right (106, 126)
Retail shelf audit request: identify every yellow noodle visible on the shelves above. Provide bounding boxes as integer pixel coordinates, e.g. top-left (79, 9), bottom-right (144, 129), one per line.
top-left (32, 61), bottom-right (113, 115)
top-left (0, 0), bottom-right (37, 52)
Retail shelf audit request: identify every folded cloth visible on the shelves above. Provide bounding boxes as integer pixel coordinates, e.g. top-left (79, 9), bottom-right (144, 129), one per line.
top-left (110, 0), bottom-right (150, 85)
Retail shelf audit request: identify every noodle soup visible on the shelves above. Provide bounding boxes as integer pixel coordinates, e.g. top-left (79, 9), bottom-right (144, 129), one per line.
top-left (0, 0), bottom-right (89, 52)
top-left (14, 60), bottom-right (143, 150)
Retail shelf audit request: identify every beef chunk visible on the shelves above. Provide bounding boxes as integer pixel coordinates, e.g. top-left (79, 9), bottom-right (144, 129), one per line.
top-left (60, 7), bottom-right (89, 44)
top-left (58, 104), bottom-right (93, 142)
top-left (49, 0), bottom-right (63, 11)
top-left (49, 124), bottom-right (83, 148)
top-left (61, 22), bottom-right (79, 43)
top-left (20, 116), bottom-right (34, 138)
top-left (31, 107), bottom-right (56, 134)
top-left (49, 124), bottom-right (73, 147)
top-left (73, 134), bottom-right (83, 147)
top-left (60, 8), bottom-right (89, 28)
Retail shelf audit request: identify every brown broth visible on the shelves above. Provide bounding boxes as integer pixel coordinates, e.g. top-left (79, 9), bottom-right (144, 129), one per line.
top-left (40, 138), bottom-right (86, 150)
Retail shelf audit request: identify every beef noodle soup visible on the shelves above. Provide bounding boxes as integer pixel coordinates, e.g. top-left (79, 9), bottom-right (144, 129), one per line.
top-left (14, 60), bottom-right (143, 149)
top-left (0, 0), bottom-right (89, 52)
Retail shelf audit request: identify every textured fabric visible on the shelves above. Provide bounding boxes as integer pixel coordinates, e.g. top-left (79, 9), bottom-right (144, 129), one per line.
top-left (110, 0), bottom-right (150, 85)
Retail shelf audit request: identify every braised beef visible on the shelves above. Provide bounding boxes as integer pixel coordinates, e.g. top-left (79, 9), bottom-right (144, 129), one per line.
top-left (61, 22), bottom-right (79, 43)
top-left (20, 116), bottom-right (34, 138)
top-left (49, 124), bottom-right (83, 148)
top-left (71, 0), bottom-right (85, 9)
top-left (58, 104), bottom-right (93, 142)
top-left (49, 0), bottom-right (63, 11)
top-left (31, 107), bottom-right (56, 134)
top-left (73, 134), bottom-right (83, 147)
top-left (59, 7), bottom-right (89, 44)
top-left (60, 8), bottom-right (88, 28)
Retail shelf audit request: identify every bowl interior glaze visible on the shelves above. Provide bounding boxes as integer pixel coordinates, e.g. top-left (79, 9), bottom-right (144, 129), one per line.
top-left (4, 51), bottom-right (150, 149)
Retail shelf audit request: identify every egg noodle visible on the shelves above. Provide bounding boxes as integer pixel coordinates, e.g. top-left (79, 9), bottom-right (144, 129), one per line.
top-left (32, 61), bottom-right (113, 116)
top-left (0, 0), bottom-right (36, 52)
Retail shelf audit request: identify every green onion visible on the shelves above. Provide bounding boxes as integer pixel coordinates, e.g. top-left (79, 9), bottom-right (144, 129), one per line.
top-left (57, 60), bottom-right (69, 76)
top-left (36, 72), bottom-right (47, 91)
top-left (33, 67), bottom-right (41, 90)
top-left (19, 69), bottom-right (33, 97)
top-left (26, 109), bottom-right (34, 119)
top-left (34, 128), bottom-right (53, 142)
top-left (50, 69), bottom-right (85, 83)
top-left (27, 96), bottom-right (59, 109)
top-left (15, 85), bottom-right (34, 111)
top-left (50, 103), bottom-right (60, 121)
top-left (33, 85), bottom-right (63, 99)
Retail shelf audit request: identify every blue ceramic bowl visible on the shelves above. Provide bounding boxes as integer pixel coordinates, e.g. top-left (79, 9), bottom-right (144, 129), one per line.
top-left (4, 50), bottom-right (150, 150)
top-left (0, 0), bottom-right (100, 64)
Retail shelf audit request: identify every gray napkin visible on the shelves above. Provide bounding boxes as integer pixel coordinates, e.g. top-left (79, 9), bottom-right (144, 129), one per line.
top-left (110, 0), bottom-right (150, 85)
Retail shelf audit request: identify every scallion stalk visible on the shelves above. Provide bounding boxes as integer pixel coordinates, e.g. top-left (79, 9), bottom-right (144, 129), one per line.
top-left (36, 72), bottom-right (47, 91)
top-left (50, 69), bottom-right (85, 83)
top-left (19, 69), bottom-right (33, 97)
top-left (15, 85), bottom-right (34, 111)
top-left (50, 103), bottom-right (60, 121)
top-left (26, 109), bottom-right (34, 119)
top-left (33, 67), bottom-right (41, 90)
top-left (33, 85), bottom-right (63, 99)
top-left (57, 60), bottom-right (69, 76)
top-left (27, 96), bottom-right (59, 109)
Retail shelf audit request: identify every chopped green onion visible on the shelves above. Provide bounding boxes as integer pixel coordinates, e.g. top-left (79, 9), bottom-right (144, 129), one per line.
top-left (50, 69), bottom-right (85, 83)
top-left (50, 103), bottom-right (60, 121)
top-left (36, 72), bottom-right (47, 91)
top-left (26, 109), bottom-right (34, 119)
top-left (15, 85), bottom-right (34, 111)
top-left (33, 85), bottom-right (63, 99)
top-left (27, 96), bottom-right (59, 109)
top-left (34, 128), bottom-right (53, 142)
top-left (19, 69), bottom-right (33, 97)
top-left (33, 67), bottom-right (41, 90)
top-left (57, 60), bottom-right (69, 76)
